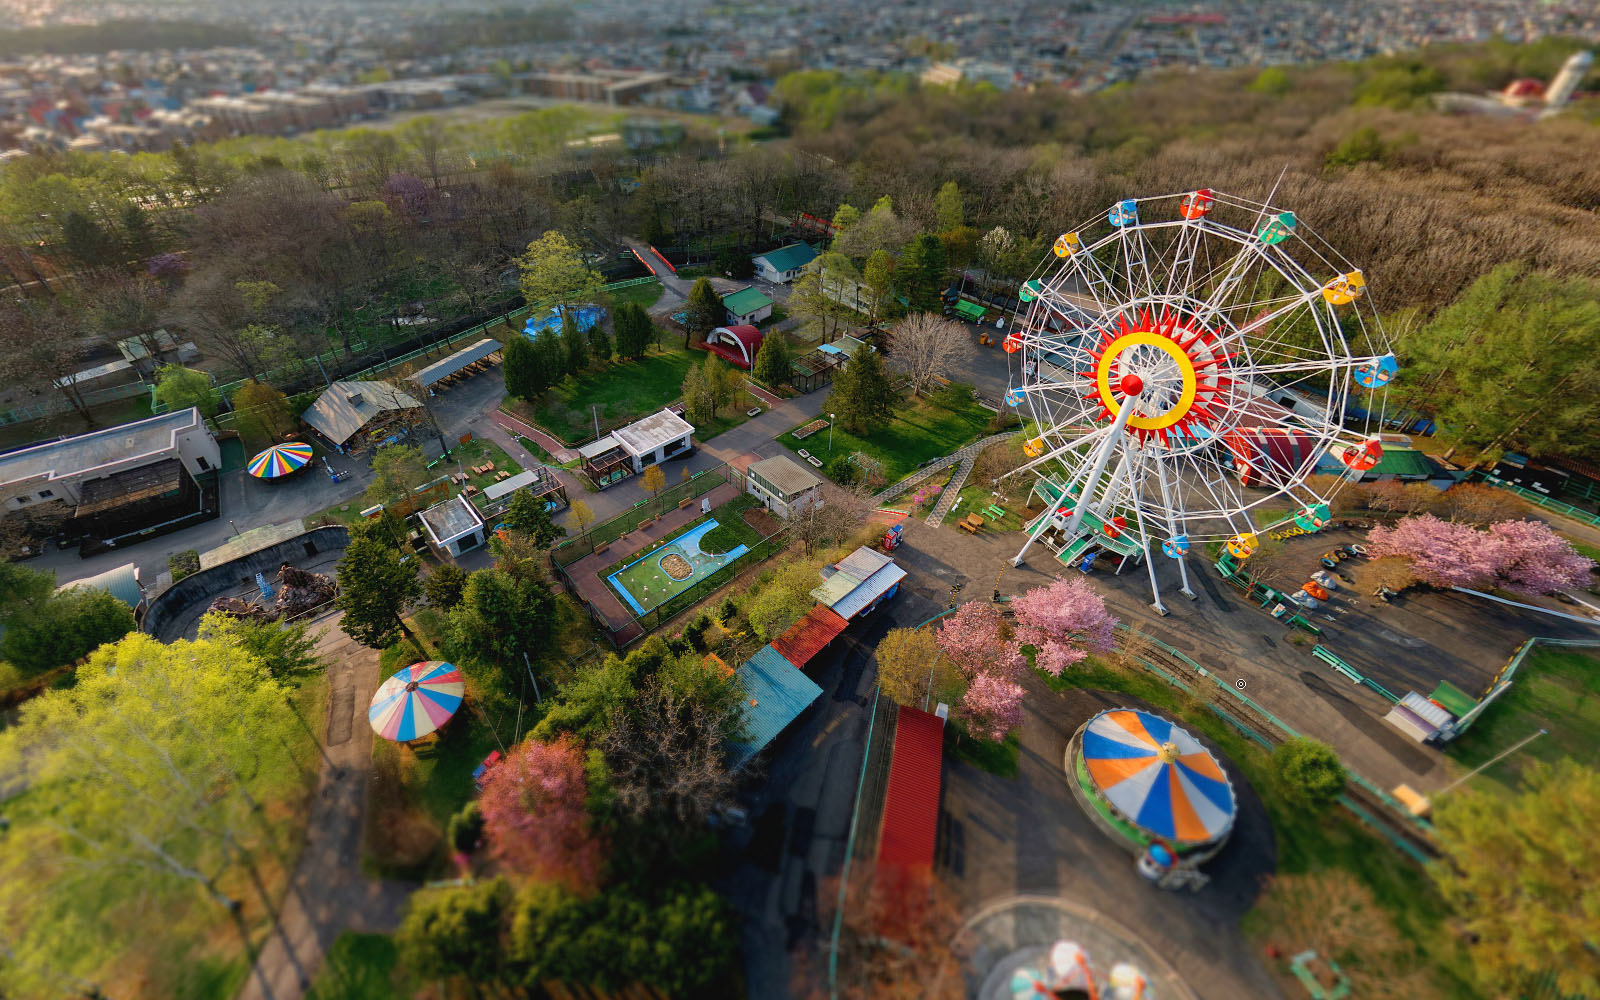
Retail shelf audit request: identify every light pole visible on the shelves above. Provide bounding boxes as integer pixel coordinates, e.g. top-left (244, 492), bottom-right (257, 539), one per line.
top-left (828, 413), bottom-right (835, 456)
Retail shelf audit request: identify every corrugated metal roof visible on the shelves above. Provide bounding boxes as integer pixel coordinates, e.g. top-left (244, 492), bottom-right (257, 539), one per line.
top-left (770, 606), bottom-right (848, 669)
top-left (829, 562), bottom-right (906, 619)
top-left (754, 242), bottom-right (817, 273)
top-left (727, 645), bottom-right (823, 768)
top-left (811, 571), bottom-right (859, 608)
top-left (410, 338), bottom-right (501, 387)
top-left (722, 287), bottom-right (773, 316)
top-left (877, 705), bottom-right (944, 869)
top-left (834, 545), bottom-right (891, 583)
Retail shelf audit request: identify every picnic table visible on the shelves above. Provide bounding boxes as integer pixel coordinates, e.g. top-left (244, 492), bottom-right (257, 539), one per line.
top-left (959, 513), bottom-right (985, 534)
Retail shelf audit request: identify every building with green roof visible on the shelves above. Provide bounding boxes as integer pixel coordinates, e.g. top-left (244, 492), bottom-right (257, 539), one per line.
top-left (752, 242), bottom-right (818, 283)
top-left (722, 286), bottom-right (774, 325)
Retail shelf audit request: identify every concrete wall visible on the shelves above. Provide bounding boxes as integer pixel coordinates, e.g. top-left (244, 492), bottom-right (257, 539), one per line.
top-left (143, 525), bottom-right (349, 641)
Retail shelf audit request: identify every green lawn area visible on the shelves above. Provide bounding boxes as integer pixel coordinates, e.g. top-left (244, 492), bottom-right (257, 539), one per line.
top-left (307, 932), bottom-right (415, 1000)
top-left (779, 394), bottom-right (992, 486)
top-left (602, 496), bottom-right (761, 615)
top-left (1446, 646), bottom-right (1600, 790)
top-left (310, 437), bottom-right (521, 527)
top-left (1041, 658), bottom-right (1477, 996)
top-left (604, 278), bottom-right (664, 311)
top-left (506, 348), bottom-right (700, 445)
top-left (941, 482), bottom-right (1028, 530)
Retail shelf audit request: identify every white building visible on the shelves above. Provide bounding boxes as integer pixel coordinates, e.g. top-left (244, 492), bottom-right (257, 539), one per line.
top-left (0, 407), bottom-right (219, 512)
top-left (418, 494), bottom-right (486, 559)
top-left (578, 408), bottom-right (695, 487)
top-left (746, 455), bottom-right (823, 518)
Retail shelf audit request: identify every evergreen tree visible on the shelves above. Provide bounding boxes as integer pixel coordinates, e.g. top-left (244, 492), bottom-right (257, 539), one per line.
top-left (827, 348), bottom-right (897, 434)
top-left (587, 317), bottom-right (612, 364)
top-left (752, 330), bottom-right (792, 388)
top-left (933, 181), bottom-right (964, 232)
top-left (334, 532), bottom-right (421, 649)
top-left (561, 317), bottom-right (588, 374)
top-left (899, 234), bottom-right (948, 313)
top-left (532, 327), bottom-right (566, 388)
top-left (445, 568), bottom-right (557, 667)
top-left (502, 335), bottom-right (543, 401)
top-left (613, 302), bottom-right (652, 359)
top-left (685, 278), bottom-right (723, 347)
top-left (424, 563), bottom-right (469, 610)
top-left (505, 489), bottom-right (566, 548)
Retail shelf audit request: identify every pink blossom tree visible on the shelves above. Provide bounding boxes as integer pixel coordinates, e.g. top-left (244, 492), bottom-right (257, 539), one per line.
top-left (1009, 577), bottom-right (1119, 676)
top-left (936, 601), bottom-right (1023, 680)
top-left (1367, 514), bottom-right (1503, 589)
top-left (1369, 514), bottom-right (1596, 595)
top-left (1486, 519), bottom-right (1595, 595)
top-left (479, 735), bottom-right (603, 889)
top-left (960, 671), bottom-right (1025, 742)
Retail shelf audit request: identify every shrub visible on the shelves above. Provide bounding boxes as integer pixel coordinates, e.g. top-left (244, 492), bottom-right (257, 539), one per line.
top-left (683, 612), bottom-right (713, 653)
top-left (447, 802), bottom-right (484, 854)
top-left (827, 456), bottom-right (860, 486)
top-left (169, 549), bottom-right (200, 581)
top-left (424, 564), bottom-right (469, 609)
top-left (1272, 738), bottom-right (1348, 811)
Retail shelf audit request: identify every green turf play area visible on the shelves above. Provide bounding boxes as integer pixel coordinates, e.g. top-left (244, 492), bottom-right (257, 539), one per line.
top-left (606, 518), bottom-right (752, 615)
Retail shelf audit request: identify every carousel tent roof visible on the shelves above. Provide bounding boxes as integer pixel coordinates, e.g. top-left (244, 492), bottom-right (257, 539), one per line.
top-left (1080, 708), bottom-right (1236, 845)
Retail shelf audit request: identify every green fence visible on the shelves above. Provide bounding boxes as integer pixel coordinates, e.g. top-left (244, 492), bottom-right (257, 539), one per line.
top-left (1443, 636), bottom-right (1600, 740)
top-left (1475, 473), bottom-right (1600, 526)
top-left (551, 465), bottom-right (740, 568)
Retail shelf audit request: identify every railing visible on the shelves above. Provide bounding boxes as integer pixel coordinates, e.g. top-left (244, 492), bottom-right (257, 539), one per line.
top-left (1311, 645), bottom-right (1400, 703)
top-left (1442, 635), bottom-right (1600, 739)
top-left (1474, 472), bottom-right (1600, 526)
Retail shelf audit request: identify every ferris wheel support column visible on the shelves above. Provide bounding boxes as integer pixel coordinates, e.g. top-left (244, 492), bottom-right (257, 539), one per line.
top-left (1154, 456), bottom-right (1197, 600)
top-left (1134, 505), bottom-right (1168, 617)
top-left (1010, 396), bottom-right (1140, 568)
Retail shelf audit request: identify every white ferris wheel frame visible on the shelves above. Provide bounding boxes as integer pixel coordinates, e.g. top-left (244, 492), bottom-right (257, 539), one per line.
top-left (1002, 189), bottom-right (1394, 612)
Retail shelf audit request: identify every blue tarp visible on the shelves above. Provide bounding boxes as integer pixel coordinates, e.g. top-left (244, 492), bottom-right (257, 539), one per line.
top-left (727, 645), bottom-right (823, 768)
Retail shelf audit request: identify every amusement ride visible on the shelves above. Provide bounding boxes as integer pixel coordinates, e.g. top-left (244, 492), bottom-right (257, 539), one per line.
top-left (1000, 188), bottom-right (1397, 612)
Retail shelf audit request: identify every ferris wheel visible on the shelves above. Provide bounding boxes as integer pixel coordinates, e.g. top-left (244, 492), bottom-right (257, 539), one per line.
top-left (1001, 188), bottom-right (1397, 612)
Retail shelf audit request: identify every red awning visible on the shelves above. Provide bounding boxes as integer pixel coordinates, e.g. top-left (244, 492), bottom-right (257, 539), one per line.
top-left (877, 706), bottom-right (944, 869)
top-left (771, 606), bottom-right (848, 669)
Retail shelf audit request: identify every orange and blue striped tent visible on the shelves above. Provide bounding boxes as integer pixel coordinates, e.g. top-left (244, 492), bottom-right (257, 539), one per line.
top-left (1081, 708), bottom-right (1236, 845)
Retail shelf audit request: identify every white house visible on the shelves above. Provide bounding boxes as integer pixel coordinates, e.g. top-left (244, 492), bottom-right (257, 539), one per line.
top-left (578, 408), bottom-right (696, 487)
top-left (418, 494), bottom-right (486, 559)
top-left (752, 243), bottom-right (818, 283)
top-left (746, 455), bottom-right (823, 518)
top-left (722, 286), bottom-right (774, 326)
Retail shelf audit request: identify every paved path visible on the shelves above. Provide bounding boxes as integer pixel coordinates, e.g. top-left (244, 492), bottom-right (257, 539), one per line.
top-left (237, 613), bottom-right (412, 1000)
top-left (490, 409), bottom-right (578, 463)
top-left (925, 449), bottom-right (981, 525)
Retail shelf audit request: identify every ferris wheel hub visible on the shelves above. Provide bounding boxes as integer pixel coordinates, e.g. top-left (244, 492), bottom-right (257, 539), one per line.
top-left (1118, 373), bottom-right (1145, 396)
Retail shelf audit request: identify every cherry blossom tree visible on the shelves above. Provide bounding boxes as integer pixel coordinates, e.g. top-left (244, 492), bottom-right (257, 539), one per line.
top-left (1009, 578), bottom-right (1119, 677)
top-left (1366, 515), bottom-right (1502, 589)
top-left (479, 736), bottom-right (603, 889)
top-left (936, 601), bottom-right (1022, 680)
top-left (1368, 514), bottom-right (1595, 594)
top-left (960, 672), bottom-right (1024, 743)
top-left (1486, 519), bottom-right (1595, 595)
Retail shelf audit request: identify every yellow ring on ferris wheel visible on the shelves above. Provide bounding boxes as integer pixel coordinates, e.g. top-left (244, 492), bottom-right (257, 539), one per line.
top-left (1095, 331), bottom-right (1199, 432)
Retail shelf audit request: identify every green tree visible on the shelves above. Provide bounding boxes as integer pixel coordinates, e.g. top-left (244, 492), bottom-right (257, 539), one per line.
top-left (685, 277), bottom-right (723, 347)
top-left (1271, 738), bottom-right (1347, 811)
top-left (862, 249), bottom-right (896, 326)
top-left (517, 231), bottom-right (601, 333)
top-left (446, 568), bottom-right (557, 667)
top-left (682, 361), bottom-right (714, 424)
top-left (745, 562), bottom-right (821, 639)
top-left (0, 633), bottom-right (302, 997)
top-left (334, 532), bottom-right (421, 649)
top-left (364, 443), bottom-right (429, 510)
top-left (826, 347), bottom-right (897, 434)
top-left (1325, 126), bottom-right (1386, 168)
top-left (230, 379), bottom-right (293, 444)
top-left (587, 316), bottom-right (612, 363)
top-left (502, 334), bottom-right (544, 401)
top-left (933, 181), bottom-right (964, 232)
top-left (561, 317), bottom-right (589, 374)
top-left (899, 234), bottom-right (948, 313)
top-left (504, 489), bottom-right (566, 548)
top-left (0, 561), bottom-right (56, 622)
top-left (196, 612), bottom-right (320, 681)
top-left (1398, 264), bottom-right (1600, 462)
top-left (752, 329), bottom-right (792, 388)
top-left (0, 585), bottom-right (135, 674)
top-left (611, 302), bottom-right (650, 359)
top-left (397, 880), bottom-right (509, 989)
top-left (61, 209), bottom-right (113, 268)
top-left (1433, 760), bottom-right (1600, 996)
top-left (424, 563), bottom-right (469, 610)
top-left (153, 364), bottom-right (218, 418)
top-left (1248, 66), bottom-right (1293, 95)
top-left (875, 628), bottom-right (961, 707)
top-left (532, 327), bottom-right (566, 388)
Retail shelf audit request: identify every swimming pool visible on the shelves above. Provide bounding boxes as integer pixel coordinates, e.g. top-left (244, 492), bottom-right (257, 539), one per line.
top-left (523, 304), bottom-right (605, 339)
top-left (605, 519), bottom-right (750, 616)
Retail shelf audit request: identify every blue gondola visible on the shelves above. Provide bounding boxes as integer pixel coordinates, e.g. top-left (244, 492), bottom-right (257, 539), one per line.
top-left (1162, 535), bottom-right (1190, 558)
top-left (1109, 199), bottom-right (1139, 227)
top-left (1005, 387), bottom-right (1026, 407)
top-left (1354, 353), bottom-right (1399, 389)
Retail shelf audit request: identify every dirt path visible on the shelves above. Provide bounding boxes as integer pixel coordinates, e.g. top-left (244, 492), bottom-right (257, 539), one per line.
top-left (237, 613), bottom-right (413, 1000)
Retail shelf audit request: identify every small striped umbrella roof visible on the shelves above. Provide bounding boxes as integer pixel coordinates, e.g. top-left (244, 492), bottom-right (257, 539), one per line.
top-left (1081, 708), bottom-right (1236, 844)
top-left (368, 661), bottom-right (464, 742)
top-left (247, 442), bottom-right (314, 479)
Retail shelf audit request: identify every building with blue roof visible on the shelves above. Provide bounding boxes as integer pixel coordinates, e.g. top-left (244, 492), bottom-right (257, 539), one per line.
top-left (727, 644), bottom-right (824, 769)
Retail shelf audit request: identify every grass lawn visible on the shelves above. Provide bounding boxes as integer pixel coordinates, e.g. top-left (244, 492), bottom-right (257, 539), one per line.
top-left (310, 437), bottom-right (522, 527)
top-left (604, 278), bottom-right (664, 311)
top-left (506, 348), bottom-right (701, 445)
top-left (941, 482), bottom-right (1028, 530)
top-left (779, 394), bottom-right (992, 486)
top-left (1040, 658), bottom-right (1477, 997)
top-left (688, 385), bottom-right (762, 440)
top-left (306, 932), bottom-right (415, 1000)
top-left (1446, 646), bottom-right (1600, 790)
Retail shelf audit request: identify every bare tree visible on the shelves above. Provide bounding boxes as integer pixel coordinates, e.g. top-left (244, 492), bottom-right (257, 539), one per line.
top-left (790, 480), bottom-right (874, 556)
top-left (888, 313), bottom-right (967, 396)
top-left (599, 674), bottom-right (737, 829)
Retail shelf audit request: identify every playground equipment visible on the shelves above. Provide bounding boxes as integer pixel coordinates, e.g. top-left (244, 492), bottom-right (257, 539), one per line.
top-left (1001, 189), bottom-right (1393, 612)
top-left (880, 522), bottom-right (903, 551)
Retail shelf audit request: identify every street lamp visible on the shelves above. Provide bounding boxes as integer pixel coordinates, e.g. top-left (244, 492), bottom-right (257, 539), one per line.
top-left (828, 413), bottom-right (835, 455)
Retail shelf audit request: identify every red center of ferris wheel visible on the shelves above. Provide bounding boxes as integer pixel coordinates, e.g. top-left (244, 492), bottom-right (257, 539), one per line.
top-left (1118, 373), bottom-right (1145, 396)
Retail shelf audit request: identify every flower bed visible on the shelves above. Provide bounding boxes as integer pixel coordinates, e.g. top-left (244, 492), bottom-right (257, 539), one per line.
top-left (792, 418), bottom-right (830, 440)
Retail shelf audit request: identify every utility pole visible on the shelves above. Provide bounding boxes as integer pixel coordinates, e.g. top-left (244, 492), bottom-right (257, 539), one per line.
top-left (1437, 728), bottom-right (1547, 796)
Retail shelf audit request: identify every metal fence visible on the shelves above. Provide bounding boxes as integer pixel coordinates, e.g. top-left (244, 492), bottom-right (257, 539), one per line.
top-left (1473, 472), bottom-right (1600, 527)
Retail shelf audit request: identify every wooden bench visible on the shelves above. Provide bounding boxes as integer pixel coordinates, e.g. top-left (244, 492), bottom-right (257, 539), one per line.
top-left (593, 543), bottom-right (609, 556)
top-left (959, 520), bottom-right (979, 534)
top-left (679, 498), bottom-right (694, 510)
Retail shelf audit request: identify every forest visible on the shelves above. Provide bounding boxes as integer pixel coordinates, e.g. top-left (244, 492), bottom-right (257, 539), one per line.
top-left (3, 37), bottom-right (1599, 461)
